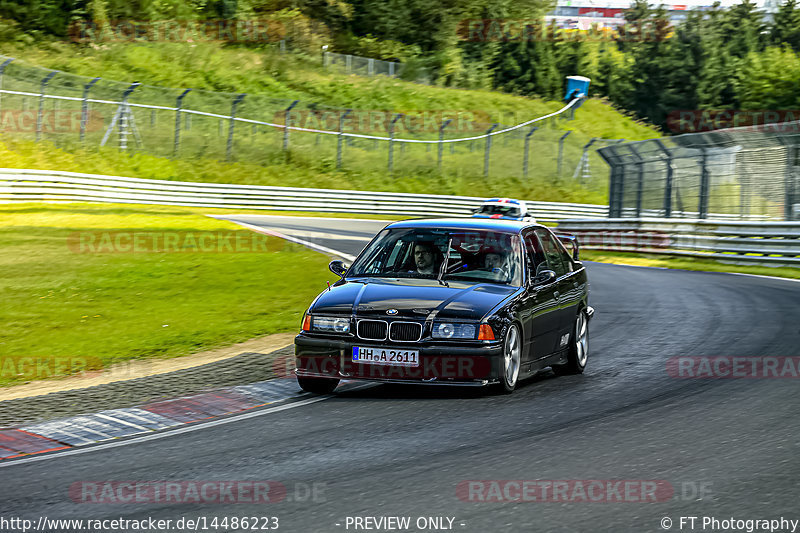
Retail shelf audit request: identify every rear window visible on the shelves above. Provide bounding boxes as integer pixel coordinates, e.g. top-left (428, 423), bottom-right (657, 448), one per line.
top-left (477, 204), bottom-right (521, 218)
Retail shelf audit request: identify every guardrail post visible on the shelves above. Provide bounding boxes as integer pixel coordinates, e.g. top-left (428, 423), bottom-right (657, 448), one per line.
top-left (173, 88), bottom-right (191, 158)
top-left (484, 124), bottom-right (499, 177)
top-left (283, 100), bottom-right (299, 151)
top-left (388, 113), bottom-right (403, 172)
top-left (337, 109), bottom-right (352, 169)
top-left (699, 148), bottom-right (710, 219)
top-left (557, 131), bottom-right (571, 176)
top-left (437, 119), bottom-right (452, 171)
top-left (36, 71), bottom-right (58, 142)
top-left (80, 77), bottom-right (100, 143)
top-left (226, 93), bottom-right (246, 161)
top-left (523, 126), bottom-right (538, 178)
top-left (0, 58), bottom-right (14, 116)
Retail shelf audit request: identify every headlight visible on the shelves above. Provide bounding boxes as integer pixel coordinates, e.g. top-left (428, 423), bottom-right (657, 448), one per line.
top-left (312, 316), bottom-right (350, 333)
top-left (432, 322), bottom-right (477, 339)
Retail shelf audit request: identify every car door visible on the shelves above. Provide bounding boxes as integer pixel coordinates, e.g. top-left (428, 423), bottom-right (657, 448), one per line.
top-left (535, 228), bottom-right (580, 350)
top-left (519, 230), bottom-right (562, 363)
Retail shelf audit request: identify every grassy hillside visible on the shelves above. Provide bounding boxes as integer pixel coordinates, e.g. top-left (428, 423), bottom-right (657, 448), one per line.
top-left (0, 42), bottom-right (660, 204)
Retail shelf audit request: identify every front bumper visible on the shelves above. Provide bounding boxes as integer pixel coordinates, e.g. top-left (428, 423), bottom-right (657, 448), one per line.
top-left (294, 334), bottom-right (504, 386)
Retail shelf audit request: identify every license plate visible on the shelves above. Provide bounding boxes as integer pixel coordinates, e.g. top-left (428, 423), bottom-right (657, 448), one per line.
top-left (352, 346), bottom-right (419, 367)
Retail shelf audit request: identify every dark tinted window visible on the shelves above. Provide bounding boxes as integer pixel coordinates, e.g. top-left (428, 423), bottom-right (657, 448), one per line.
top-left (523, 231), bottom-right (546, 279)
top-left (535, 229), bottom-right (568, 277)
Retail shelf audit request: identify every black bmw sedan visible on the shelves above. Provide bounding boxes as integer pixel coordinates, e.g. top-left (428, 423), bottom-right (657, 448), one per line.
top-left (294, 218), bottom-right (593, 394)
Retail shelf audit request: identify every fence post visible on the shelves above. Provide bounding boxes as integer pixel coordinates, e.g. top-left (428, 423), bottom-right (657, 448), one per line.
top-left (523, 126), bottom-right (538, 178)
top-left (387, 113), bottom-right (404, 172)
top-left (36, 71), bottom-right (59, 142)
top-left (80, 77), bottom-right (100, 143)
top-left (283, 100), bottom-right (299, 151)
top-left (557, 131), bottom-right (571, 176)
top-left (0, 57), bottom-right (14, 116)
top-left (438, 119), bottom-right (452, 171)
top-left (337, 109), bottom-right (352, 169)
top-left (629, 145), bottom-right (645, 218)
top-left (698, 148), bottom-right (710, 219)
top-left (654, 139), bottom-right (673, 218)
top-left (599, 144), bottom-right (624, 218)
top-left (226, 93), bottom-right (246, 161)
top-left (389, 62), bottom-right (395, 76)
top-left (368, 58), bottom-right (374, 76)
top-left (346, 55), bottom-right (352, 74)
top-left (173, 88), bottom-right (191, 158)
top-left (788, 144), bottom-right (798, 221)
top-left (484, 124), bottom-right (499, 177)
top-left (778, 137), bottom-right (797, 221)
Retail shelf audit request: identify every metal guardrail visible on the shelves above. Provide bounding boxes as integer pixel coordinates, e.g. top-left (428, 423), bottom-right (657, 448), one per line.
top-left (0, 169), bottom-right (608, 222)
top-left (557, 218), bottom-right (800, 265)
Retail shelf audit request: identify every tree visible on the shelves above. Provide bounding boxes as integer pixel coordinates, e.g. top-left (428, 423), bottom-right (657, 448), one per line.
top-left (770, 0), bottom-right (800, 52)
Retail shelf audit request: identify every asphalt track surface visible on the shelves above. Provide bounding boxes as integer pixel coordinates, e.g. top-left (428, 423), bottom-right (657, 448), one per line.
top-left (2, 215), bottom-right (800, 533)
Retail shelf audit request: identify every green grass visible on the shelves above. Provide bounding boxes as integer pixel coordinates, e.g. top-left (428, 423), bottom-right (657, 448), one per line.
top-left (0, 202), bottom-right (339, 387)
top-left (581, 250), bottom-right (800, 280)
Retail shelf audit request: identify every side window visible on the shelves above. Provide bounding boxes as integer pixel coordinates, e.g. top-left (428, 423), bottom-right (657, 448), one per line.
top-left (535, 229), bottom-right (568, 277)
top-left (523, 231), bottom-right (546, 279)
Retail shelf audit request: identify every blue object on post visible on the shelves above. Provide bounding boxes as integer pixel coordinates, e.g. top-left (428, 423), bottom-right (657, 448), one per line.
top-left (564, 75), bottom-right (591, 101)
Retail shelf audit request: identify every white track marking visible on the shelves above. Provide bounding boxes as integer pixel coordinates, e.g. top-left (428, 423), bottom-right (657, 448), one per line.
top-left (727, 272), bottom-right (800, 284)
top-left (1, 394), bottom-right (337, 468)
top-left (208, 214), bottom-right (393, 224)
top-left (222, 220), bottom-right (357, 261)
top-left (94, 413), bottom-right (150, 431)
top-left (2, 383), bottom-right (376, 467)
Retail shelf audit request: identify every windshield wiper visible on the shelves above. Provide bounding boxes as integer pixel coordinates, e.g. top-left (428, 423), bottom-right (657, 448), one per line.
top-left (438, 238), bottom-right (452, 288)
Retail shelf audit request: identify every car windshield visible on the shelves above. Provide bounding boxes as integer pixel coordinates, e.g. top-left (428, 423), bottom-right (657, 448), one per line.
top-left (476, 204), bottom-right (521, 218)
top-left (348, 228), bottom-right (524, 286)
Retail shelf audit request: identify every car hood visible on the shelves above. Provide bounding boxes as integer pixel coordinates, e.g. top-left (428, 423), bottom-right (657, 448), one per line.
top-left (310, 278), bottom-right (519, 321)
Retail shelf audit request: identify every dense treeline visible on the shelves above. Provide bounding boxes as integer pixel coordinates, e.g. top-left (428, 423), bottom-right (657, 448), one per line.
top-left (1, 0), bottom-right (800, 130)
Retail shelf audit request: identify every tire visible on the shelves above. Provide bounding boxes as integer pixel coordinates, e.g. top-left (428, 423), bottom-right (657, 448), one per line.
top-left (498, 323), bottom-right (522, 394)
top-left (552, 309), bottom-right (589, 376)
top-left (297, 376), bottom-right (340, 394)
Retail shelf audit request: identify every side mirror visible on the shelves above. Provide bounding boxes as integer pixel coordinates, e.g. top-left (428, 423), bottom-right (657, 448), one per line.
top-left (328, 260), bottom-right (348, 278)
top-left (531, 269), bottom-right (556, 287)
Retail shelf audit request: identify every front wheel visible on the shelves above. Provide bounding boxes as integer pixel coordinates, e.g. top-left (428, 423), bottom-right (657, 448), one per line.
top-left (297, 376), bottom-right (340, 394)
top-left (552, 309), bottom-right (589, 376)
top-left (498, 323), bottom-right (522, 394)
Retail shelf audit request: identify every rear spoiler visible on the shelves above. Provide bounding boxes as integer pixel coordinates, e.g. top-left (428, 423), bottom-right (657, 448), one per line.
top-left (554, 232), bottom-right (580, 261)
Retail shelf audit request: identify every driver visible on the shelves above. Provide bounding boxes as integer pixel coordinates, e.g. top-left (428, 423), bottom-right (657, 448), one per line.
top-left (484, 249), bottom-right (510, 277)
top-left (412, 241), bottom-right (441, 275)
